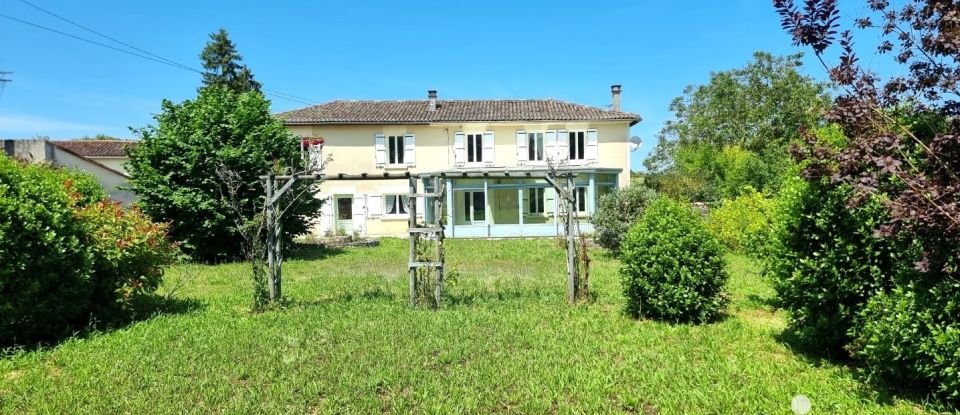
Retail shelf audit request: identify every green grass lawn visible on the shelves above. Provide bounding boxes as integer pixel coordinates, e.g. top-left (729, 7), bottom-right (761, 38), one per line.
top-left (0, 239), bottom-right (945, 414)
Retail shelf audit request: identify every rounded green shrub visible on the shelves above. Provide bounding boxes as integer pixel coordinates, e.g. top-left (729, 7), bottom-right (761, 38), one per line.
top-left (0, 156), bottom-right (178, 346)
top-left (706, 186), bottom-right (774, 255)
top-left (0, 157), bottom-right (99, 343)
top-left (619, 198), bottom-right (728, 323)
top-left (592, 185), bottom-right (656, 255)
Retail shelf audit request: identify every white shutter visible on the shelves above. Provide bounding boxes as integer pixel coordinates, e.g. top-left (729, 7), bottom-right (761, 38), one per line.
top-left (352, 194), bottom-right (366, 234)
top-left (320, 194), bottom-right (333, 234)
top-left (404, 134), bottom-right (416, 167)
top-left (454, 132), bottom-right (465, 167)
top-left (586, 129), bottom-right (598, 162)
top-left (545, 130), bottom-right (557, 162)
top-left (482, 131), bottom-right (495, 166)
top-left (557, 130), bottom-right (569, 162)
top-left (374, 134), bottom-right (386, 168)
top-left (367, 193), bottom-right (383, 218)
top-left (516, 130), bottom-right (527, 163)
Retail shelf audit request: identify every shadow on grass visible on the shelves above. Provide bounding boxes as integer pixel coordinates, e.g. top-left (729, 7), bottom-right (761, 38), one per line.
top-left (287, 243), bottom-right (345, 261)
top-left (1, 295), bottom-right (204, 357)
top-left (773, 326), bottom-right (949, 411)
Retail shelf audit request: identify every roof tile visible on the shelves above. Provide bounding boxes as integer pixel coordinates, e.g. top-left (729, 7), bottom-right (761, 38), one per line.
top-left (278, 99), bottom-right (641, 125)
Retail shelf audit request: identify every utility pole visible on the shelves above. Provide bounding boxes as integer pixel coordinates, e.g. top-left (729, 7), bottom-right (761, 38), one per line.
top-left (0, 72), bottom-right (12, 101)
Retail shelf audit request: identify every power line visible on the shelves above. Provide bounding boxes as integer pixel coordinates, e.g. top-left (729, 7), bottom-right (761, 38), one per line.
top-left (0, 9), bottom-right (321, 106)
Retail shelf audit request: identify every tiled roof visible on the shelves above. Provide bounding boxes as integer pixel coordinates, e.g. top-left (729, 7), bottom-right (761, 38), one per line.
top-left (50, 140), bottom-right (137, 157)
top-left (278, 99), bottom-right (641, 125)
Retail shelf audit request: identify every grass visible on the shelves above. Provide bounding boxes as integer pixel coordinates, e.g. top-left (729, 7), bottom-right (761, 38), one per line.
top-left (0, 239), bottom-right (947, 414)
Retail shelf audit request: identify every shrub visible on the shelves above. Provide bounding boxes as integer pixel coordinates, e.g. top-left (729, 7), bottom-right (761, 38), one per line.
top-left (706, 187), bottom-right (774, 255)
top-left (619, 198), bottom-right (728, 323)
top-left (0, 156), bottom-right (177, 345)
top-left (0, 157), bottom-right (97, 343)
top-left (77, 201), bottom-right (179, 316)
top-left (766, 177), bottom-right (901, 355)
top-left (854, 281), bottom-right (960, 404)
top-left (592, 185), bottom-right (656, 254)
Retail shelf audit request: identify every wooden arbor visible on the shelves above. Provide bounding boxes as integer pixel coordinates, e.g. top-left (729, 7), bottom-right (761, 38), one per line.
top-left (260, 169), bottom-right (586, 305)
top-left (406, 175), bottom-right (446, 307)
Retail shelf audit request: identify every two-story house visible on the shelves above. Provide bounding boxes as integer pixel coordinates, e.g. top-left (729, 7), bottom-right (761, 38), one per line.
top-left (278, 85), bottom-right (640, 238)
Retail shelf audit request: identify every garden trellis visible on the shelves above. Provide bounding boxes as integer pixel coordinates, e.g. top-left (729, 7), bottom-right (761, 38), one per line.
top-left (259, 168), bottom-right (591, 306)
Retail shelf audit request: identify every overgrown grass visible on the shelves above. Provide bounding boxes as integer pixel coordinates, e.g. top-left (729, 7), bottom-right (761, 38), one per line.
top-left (0, 239), bottom-right (945, 413)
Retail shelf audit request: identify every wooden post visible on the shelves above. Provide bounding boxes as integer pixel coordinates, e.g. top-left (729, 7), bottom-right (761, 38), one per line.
top-left (433, 176), bottom-right (444, 307)
top-left (266, 173), bottom-right (278, 301)
top-left (408, 176), bottom-right (418, 306)
top-left (565, 174), bottom-right (579, 303)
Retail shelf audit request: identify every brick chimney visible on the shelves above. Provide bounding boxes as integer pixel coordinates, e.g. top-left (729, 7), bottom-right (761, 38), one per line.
top-left (428, 90), bottom-right (438, 111)
top-left (611, 84), bottom-right (622, 111)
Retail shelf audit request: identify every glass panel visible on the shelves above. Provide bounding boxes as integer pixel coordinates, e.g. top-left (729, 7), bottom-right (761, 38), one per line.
top-left (396, 137), bottom-right (404, 164)
top-left (528, 133), bottom-right (536, 161)
top-left (576, 188), bottom-right (587, 212)
top-left (597, 173), bottom-right (617, 184)
top-left (337, 197), bottom-right (352, 220)
top-left (467, 136), bottom-right (475, 162)
top-left (490, 188), bottom-right (519, 225)
top-left (535, 133), bottom-right (544, 160)
top-left (577, 132), bottom-right (585, 160)
top-left (569, 132), bottom-right (576, 159)
top-left (472, 191), bottom-right (485, 221)
top-left (385, 195), bottom-right (397, 214)
top-left (399, 196), bottom-right (409, 214)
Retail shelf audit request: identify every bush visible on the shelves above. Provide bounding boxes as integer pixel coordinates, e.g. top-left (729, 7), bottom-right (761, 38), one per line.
top-left (854, 281), bottom-right (960, 404)
top-left (592, 185), bottom-right (656, 254)
top-left (706, 187), bottom-right (774, 255)
top-left (77, 201), bottom-right (179, 316)
top-left (0, 156), bottom-right (177, 346)
top-left (766, 177), bottom-right (902, 355)
top-left (619, 198), bottom-right (728, 323)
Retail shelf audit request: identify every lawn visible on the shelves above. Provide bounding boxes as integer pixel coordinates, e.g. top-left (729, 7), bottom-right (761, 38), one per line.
top-left (0, 239), bottom-right (944, 414)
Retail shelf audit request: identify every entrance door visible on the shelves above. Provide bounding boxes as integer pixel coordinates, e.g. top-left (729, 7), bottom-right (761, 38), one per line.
top-left (335, 195), bottom-right (353, 235)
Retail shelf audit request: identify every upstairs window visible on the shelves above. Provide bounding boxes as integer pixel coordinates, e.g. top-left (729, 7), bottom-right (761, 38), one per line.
top-left (568, 131), bottom-right (586, 160)
top-left (467, 134), bottom-right (483, 163)
top-left (528, 132), bottom-right (544, 161)
top-left (387, 135), bottom-right (405, 165)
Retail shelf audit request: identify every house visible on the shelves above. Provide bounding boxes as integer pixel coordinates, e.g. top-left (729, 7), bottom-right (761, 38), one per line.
top-left (1, 138), bottom-right (137, 204)
top-left (278, 85), bottom-right (641, 238)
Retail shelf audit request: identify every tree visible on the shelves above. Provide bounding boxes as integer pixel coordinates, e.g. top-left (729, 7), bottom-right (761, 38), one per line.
top-left (127, 87), bottom-right (320, 262)
top-left (773, 0), bottom-right (960, 403)
top-left (644, 52), bottom-right (830, 201)
top-left (200, 28), bottom-right (261, 94)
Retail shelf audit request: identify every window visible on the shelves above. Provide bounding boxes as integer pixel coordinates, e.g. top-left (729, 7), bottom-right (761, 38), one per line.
top-left (527, 188), bottom-right (545, 213)
top-left (574, 187), bottom-right (587, 212)
top-left (568, 131), bottom-right (586, 160)
top-left (467, 134), bottom-right (483, 163)
top-left (384, 194), bottom-right (409, 215)
top-left (387, 135), bottom-right (404, 165)
top-left (527, 132), bottom-right (544, 161)
top-left (463, 190), bottom-right (485, 223)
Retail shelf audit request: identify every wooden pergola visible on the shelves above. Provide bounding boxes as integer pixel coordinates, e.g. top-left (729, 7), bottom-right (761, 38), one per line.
top-left (259, 167), bottom-right (592, 306)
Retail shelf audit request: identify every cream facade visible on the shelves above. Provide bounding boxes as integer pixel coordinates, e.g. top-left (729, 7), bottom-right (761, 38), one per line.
top-left (281, 87), bottom-right (640, 238)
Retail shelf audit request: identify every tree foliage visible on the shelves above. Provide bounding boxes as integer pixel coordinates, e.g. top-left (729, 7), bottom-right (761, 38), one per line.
top-left (200, 28), bottom-right (261, 94)
top-left (592, 185), bottom-right (657, 255)
top-left (645, 51), bottom-right (830, 201)
top-left (127, 87), bottom-right (320, 262)
top-left (774, 0), bottom-right (960, 403)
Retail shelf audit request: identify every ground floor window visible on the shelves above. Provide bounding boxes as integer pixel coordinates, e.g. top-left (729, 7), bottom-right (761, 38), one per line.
top-left (463, 190), bottom-right (485, 223)
top-left (574, 187), bottom-right (587, 213)
top-left (527, 187), bottom-right (545, 213)
top-left (384, 194), bottom-right (408, 215)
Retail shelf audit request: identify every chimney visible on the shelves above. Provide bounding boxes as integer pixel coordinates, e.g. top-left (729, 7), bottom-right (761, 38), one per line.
top-left (428, 90), bottom-right (438, 111)
top-left (611, 84), bottom-right (622, 112)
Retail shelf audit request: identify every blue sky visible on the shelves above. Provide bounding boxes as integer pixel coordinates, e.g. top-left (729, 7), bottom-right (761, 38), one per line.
top-left (0, 0), bottom-right (871, 170)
